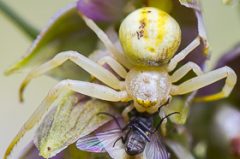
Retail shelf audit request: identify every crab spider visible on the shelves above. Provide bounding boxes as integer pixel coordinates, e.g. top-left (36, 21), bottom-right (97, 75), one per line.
top-left (5, 7), bottom-right (237, 158)
top-left (18, 7), bottom-right (237, 120)
top-left (19, 7), bottom-right (237, 113)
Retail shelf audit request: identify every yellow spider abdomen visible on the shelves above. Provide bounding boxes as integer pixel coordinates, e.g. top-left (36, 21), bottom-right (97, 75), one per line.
top-left (119, 7), bottom-right (181, 66)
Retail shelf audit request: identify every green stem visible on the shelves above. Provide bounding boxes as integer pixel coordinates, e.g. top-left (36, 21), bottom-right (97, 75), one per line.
top-left (0, 0), bottom-right (39, 39)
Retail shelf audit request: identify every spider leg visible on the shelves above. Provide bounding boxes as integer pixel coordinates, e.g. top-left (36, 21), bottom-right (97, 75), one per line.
top-left (171, 66), bottom-right (237, 102)
top-left (170, 62), bottom-right (203, 83)
top-left (97, 56), bottom-right (128, 79)
top-left (81, 15), bottom-right (133, 69)
top-left (47, 79), bottom-right (129, 103)
top-left (5, 80), bottom-right (130, 159)
top-left (122, 105), bottom-right (134, 122)
top-left (19, 51), bottom-right (124, 102)
top-left (168, 37), bottom-right (200, 72)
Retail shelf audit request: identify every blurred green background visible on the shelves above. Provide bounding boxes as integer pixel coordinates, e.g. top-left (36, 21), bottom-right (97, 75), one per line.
top-left (0, 0), bottom-right (239, 158)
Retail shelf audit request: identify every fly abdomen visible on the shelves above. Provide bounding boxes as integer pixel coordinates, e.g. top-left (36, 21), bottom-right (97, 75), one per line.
top-left (125, 131), bottom-right (147, 156)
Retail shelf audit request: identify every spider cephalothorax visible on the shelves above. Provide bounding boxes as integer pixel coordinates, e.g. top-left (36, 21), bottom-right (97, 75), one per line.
top-left (5, 7), bottom-right (237, 158)
top-left (125, 66), bottom-right (171, 113)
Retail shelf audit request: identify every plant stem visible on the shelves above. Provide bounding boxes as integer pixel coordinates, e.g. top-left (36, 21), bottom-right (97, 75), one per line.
top-left (0, 0), bottom-right (39, 39)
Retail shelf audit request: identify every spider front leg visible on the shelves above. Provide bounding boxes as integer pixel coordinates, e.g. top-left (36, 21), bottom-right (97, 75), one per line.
top-left (5, 80), bottom-right (130, 159)
top-left (171, 66), bottom-right (237, 102)
top-left (81, 15), bottom-right (133, 69)
top-left (168, 37), bottom-right (200, 72)
top-left (97, 56), bottom-right (128, 79)
top-left (50, 80), bottom-right (129, 102)
top-left (122, 105), bottom-right (134, 122)
top-left (19, 51), bottom-right (124, 102)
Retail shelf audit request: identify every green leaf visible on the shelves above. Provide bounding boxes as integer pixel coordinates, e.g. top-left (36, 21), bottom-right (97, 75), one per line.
top-left (5, 3), bottom-right (100, 80)
top-left (34, 92), bottom-right (117, 158)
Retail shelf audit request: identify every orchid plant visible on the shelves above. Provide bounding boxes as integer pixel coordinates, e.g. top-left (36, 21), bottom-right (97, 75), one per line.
top-left (1, 0), bottom-right (240, 159)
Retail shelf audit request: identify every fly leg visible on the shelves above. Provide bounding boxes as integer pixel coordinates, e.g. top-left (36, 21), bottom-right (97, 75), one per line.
top-left (155, 112), bottom-right (180, 133)
top-left (97, 112), bottom-right (122, 130)
top-left (113, 129), bottom-right (130, 147)
top-left (158, 98), bottom-right (171, 111)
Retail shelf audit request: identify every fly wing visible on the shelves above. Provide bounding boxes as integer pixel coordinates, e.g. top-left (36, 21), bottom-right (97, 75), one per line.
top-left (76, 134), bottom-right (106, 152)
top-left (76, 129), bottom-right (122, 153)
top-left (76, 134), bottom-right (105, 153)
top-left (143, 133), bottom-right (169, 159)
top-left (97, 129), bottom-right (128, 159)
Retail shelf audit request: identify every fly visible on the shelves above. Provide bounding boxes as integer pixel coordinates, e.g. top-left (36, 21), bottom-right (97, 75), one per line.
top-left (76, 107), bottom-right (179, 159)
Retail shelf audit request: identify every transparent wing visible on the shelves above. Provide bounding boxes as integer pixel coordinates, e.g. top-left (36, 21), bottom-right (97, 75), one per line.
top-left (143, 133), bottom-right (169, 159)
top-left (97, 129), bottom-right (127, 159)
top-left (76, 134), bottom-right (106, 153)
top-left (76, 129), bottom-right (123, 153)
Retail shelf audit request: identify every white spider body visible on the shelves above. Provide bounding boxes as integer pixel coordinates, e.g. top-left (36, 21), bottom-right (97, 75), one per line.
top-left (125, 67), bottom-right (171, 113)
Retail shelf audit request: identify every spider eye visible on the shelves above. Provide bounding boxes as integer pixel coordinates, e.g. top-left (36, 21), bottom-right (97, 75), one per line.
top-left (119, 7), bottom-right (181, 66)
